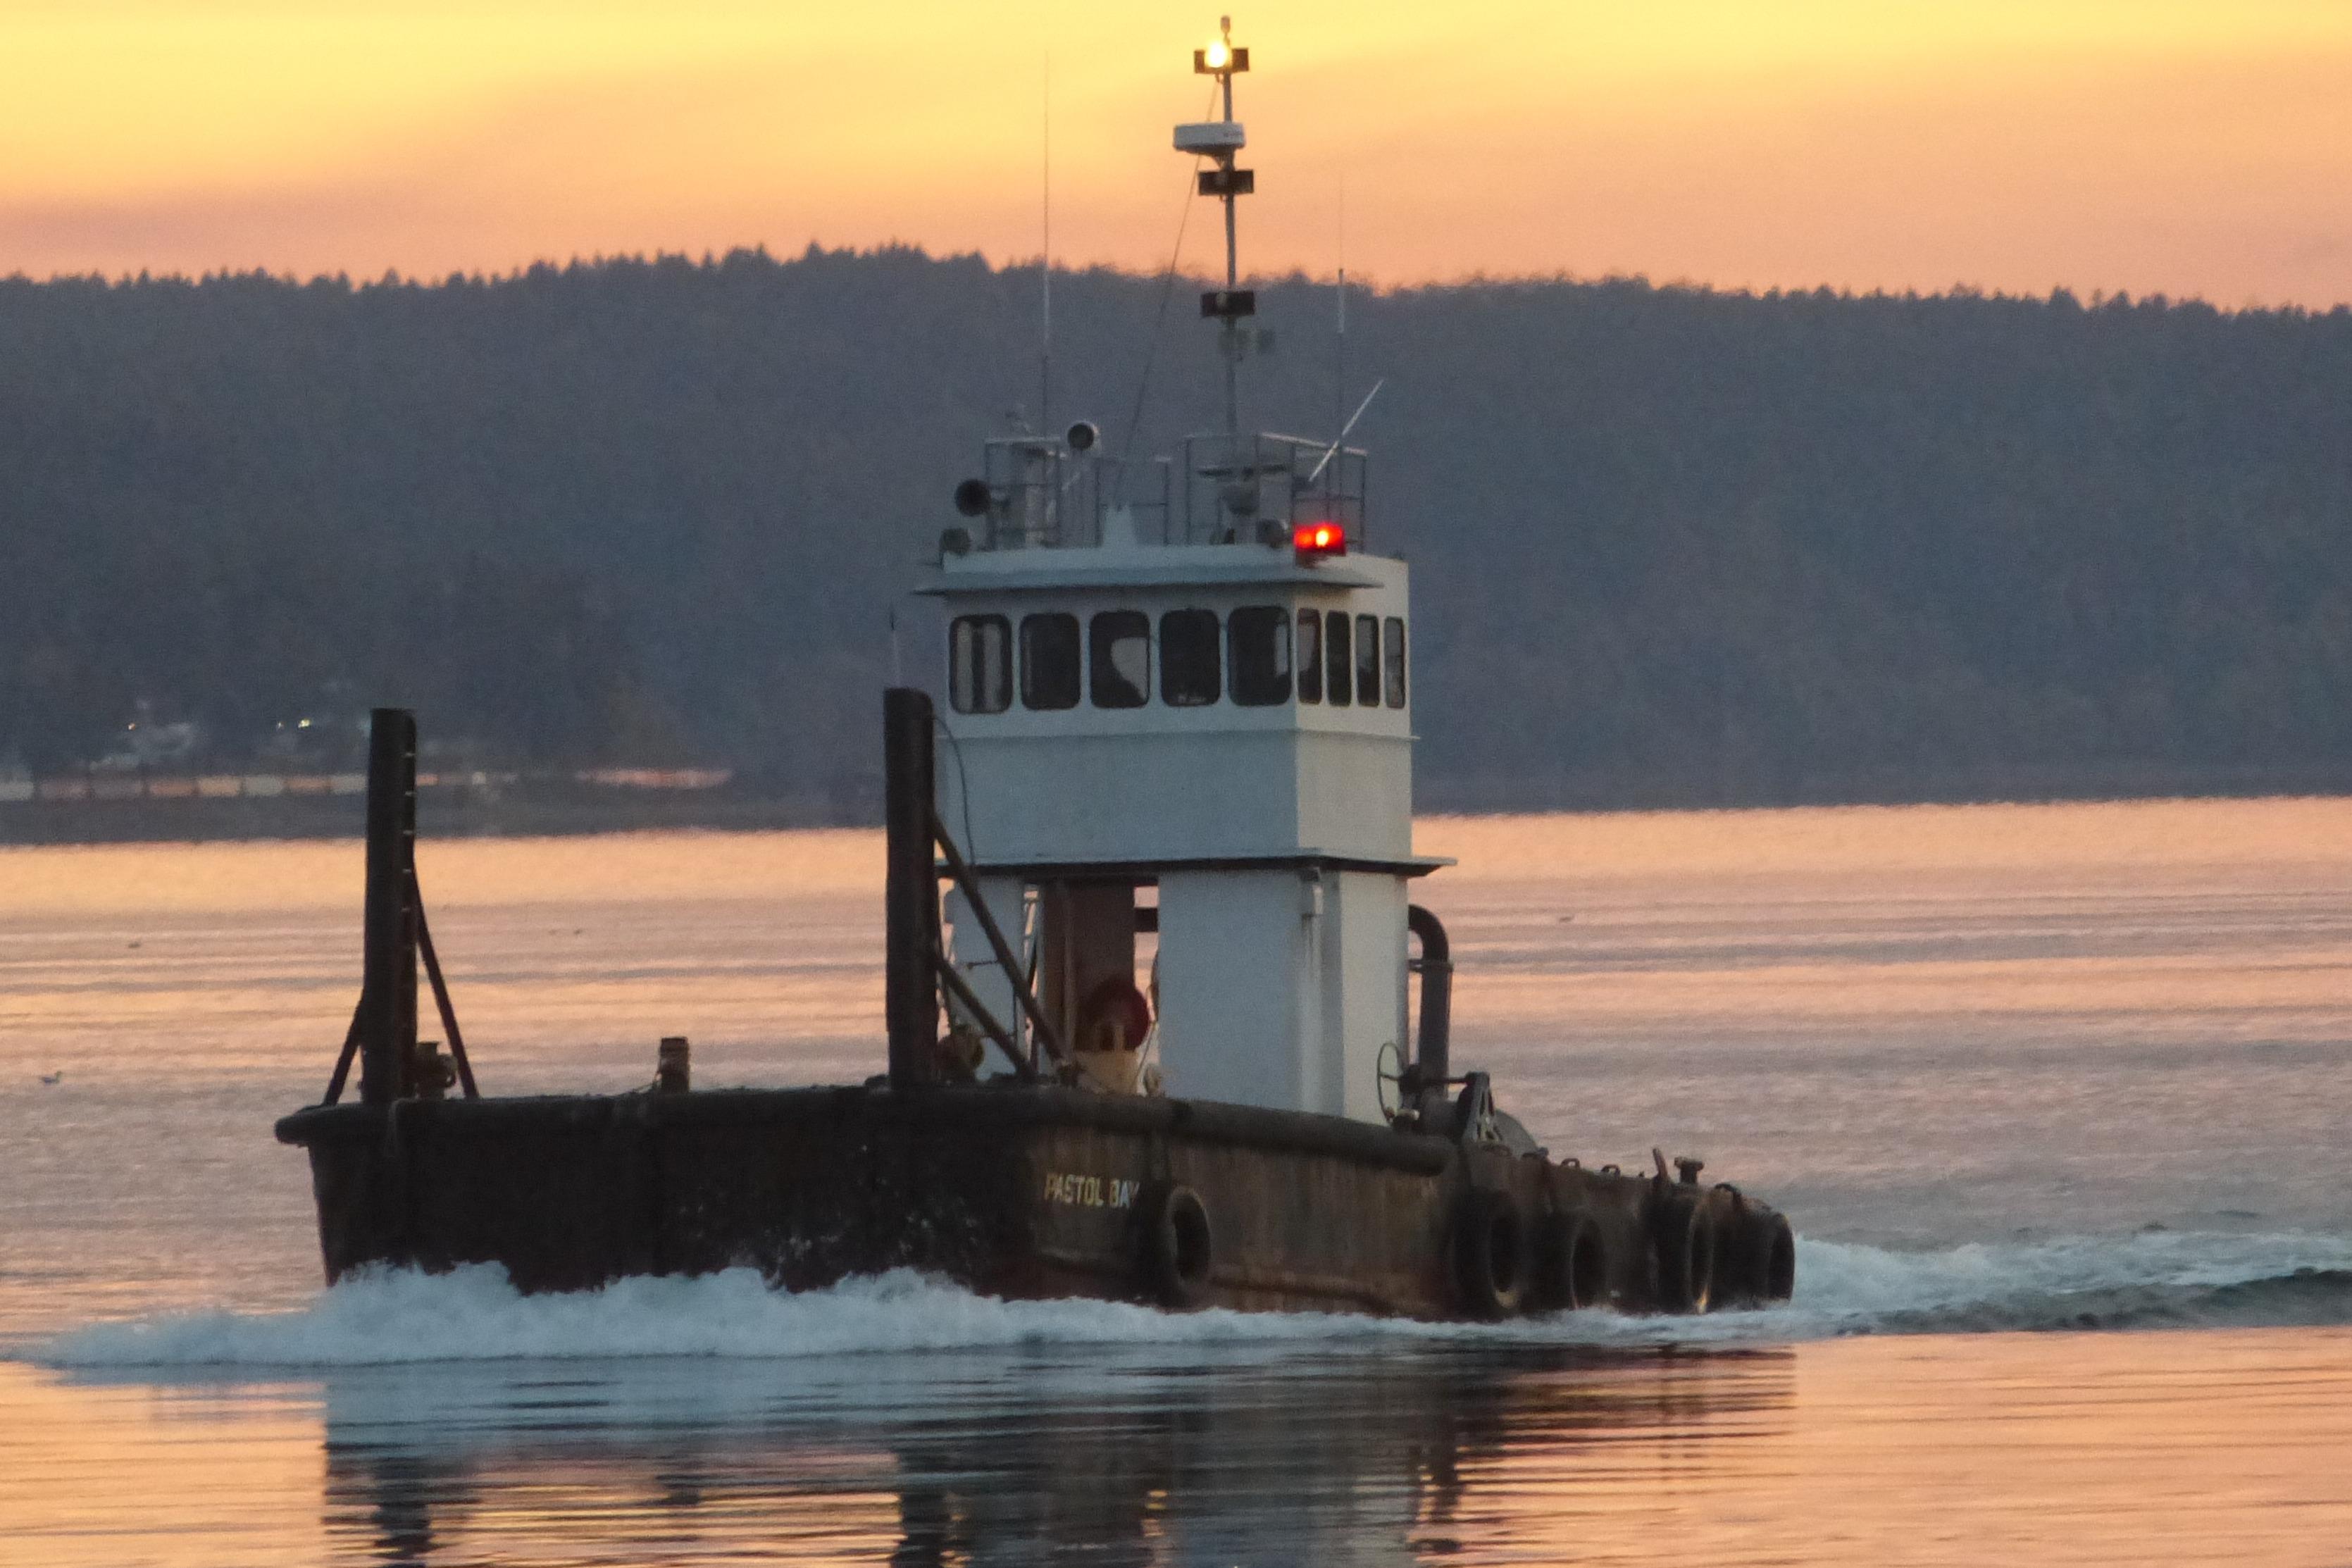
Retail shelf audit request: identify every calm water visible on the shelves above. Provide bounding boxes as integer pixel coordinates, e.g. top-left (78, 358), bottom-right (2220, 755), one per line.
top-left (3, 799), bottom-right (2350, 1564)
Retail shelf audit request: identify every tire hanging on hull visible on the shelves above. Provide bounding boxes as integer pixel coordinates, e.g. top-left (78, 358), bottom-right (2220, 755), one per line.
top-left (1138, 1183), bottom-right (1215, 1309)
top-left (1760, 1211), bottom-right (1797, 1303)
top-left (1531, 1207), bottom-right (1607, 1312)
top-left (1653, 1187), bottom-right (1720, 1314)
top-left (1711, 1193), bottom-right (1797, 1307)
top-left (1451, 1188), bottom-right (1528, 1319)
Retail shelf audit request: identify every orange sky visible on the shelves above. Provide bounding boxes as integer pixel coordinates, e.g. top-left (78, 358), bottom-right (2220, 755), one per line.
top-left (4, 1), bottom-right (2350, 305)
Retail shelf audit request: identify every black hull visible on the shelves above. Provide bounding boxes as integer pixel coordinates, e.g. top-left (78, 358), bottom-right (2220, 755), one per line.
top-left (277, 1083), bottom-right (1794, 1320)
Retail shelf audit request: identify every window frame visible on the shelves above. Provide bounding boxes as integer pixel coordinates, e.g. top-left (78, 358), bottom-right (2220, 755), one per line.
top-left (948, 614), bottom-right (1012, 715)
top-left (1228, 605), bottom-right (1293, 707)
top-left (1019, 612), bottom-right (1081, 711)
top-left (1088, 609), bottom-right (1152, 709)
top-left (1159, 607), bottom-right (1222, 707)
top-left (1355, 613), bottom-right (1381, 709)
top-left (1324, 609), bottom-right (1353, 707)
top-left (1383, 616), bottom-right (1407, 708)
top-left (1295, 609), bottom-right (1323, 703)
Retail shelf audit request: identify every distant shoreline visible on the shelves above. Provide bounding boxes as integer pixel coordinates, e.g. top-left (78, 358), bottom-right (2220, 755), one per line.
top-left (0, 772), bottom-right (864, 847)
top-left (1415, 759), bottom-right (2352, 817)
top-left (6, 761), bottom-right (2348, 847)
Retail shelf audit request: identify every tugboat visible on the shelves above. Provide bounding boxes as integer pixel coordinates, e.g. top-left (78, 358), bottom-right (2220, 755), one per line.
top-left (276, 23), bottom-right (1796, 1321)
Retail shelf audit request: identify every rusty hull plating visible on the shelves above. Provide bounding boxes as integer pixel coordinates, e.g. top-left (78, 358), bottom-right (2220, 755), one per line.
top-left (277, 1083), bottom-right (1791, 1317)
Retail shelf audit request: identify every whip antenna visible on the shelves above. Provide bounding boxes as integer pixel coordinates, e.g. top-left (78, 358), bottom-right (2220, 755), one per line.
top-left (1306, 378), bottom-right (1383, 486)
top-left (1040, 50), bottom-right (1052, 435)
top-left (1335, 174), bottom-right (1346, 447)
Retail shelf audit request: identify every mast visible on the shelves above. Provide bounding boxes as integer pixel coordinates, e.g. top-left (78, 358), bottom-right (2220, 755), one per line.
top-left (1180, 17), bottom-right (1252, 441)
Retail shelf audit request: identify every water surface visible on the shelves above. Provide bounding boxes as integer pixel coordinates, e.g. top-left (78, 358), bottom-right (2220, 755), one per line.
top-left (3, 798), bottom-right (2348, 1563)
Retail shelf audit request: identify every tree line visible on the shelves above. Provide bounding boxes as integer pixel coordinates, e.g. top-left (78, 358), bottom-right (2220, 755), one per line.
top-left (2, 247), bottom-right (2346, 814)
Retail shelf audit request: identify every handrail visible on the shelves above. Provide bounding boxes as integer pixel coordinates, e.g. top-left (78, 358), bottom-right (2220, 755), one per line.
top-left (931, 950), bottom-right (1029, 1076)
top-left (930, 807), bottom-right (1068, 1070)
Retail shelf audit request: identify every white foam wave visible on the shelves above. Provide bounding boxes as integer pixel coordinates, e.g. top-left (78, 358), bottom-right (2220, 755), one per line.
top-left (32, 1265), bottom-right (1401, 1369)
top-left (30, 1230), bottom-right (2352, 1369)
top-left (1796, 1229), bottom-right (2352, 1319)
top-left (1666, 1228), bottom-right (2352, 1343)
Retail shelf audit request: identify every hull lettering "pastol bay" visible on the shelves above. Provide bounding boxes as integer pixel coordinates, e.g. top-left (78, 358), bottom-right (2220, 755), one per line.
top-left (1043, 1173), bottom-right (1138, 1209)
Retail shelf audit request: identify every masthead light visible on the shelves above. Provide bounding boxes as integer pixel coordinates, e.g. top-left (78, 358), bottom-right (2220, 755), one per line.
top-left (1194, 17), bottom-right (1247, 75)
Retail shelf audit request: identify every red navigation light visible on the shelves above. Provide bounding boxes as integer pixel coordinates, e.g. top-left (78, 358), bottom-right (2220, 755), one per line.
top-left (1293, 521), bottom-right (1346, 562)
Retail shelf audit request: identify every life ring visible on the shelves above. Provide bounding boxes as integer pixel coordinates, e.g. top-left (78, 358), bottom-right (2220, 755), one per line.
top-left (1078, 977), bottom-right (1153, 1054)
top-left (1450, 1187), bottom-right (1527, 1319)
top-left (1138, 1183), bottom-right (1214, 1309)
top-left (1531, 1207), bottom-right (1607, 1312)
top-left (1653, 1188), bottom-right (1719, 1314)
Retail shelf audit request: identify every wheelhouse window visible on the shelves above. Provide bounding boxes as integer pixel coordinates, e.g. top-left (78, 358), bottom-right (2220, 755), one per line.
top-left (949, 614), bottom-right (1010, 714)
top-left (1295, 609), bottom-right (1323, 703)
top-left (1160, 608), bottom-right (1221, 707)
top-left (1356, 614), bottom-right (1381, 708)
top-left (1324, 609), bottom-right (1352, 707)
top-left (1384, 616), bottom-right (1407, 708)
top-left (1089, 610), bottom-right (1150, 709)
top-left (1020, 613), bottom-right (1081, 710)
top-left (1228, 606), bottom-right (1292, 706)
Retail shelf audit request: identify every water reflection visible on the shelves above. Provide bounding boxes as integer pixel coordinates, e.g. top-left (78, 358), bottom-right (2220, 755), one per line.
top-left (313, 1343), bottom-right (1793, 1565)
top-left (27, 1324), bottom-right (2352, 1564)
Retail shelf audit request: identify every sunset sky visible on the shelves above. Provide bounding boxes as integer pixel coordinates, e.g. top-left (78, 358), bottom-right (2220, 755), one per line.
top-left (4, 1), bottom-right (2350, 306)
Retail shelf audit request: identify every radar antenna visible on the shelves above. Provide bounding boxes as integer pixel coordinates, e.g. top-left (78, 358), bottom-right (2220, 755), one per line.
top-left (1178, 17), bottom-right (1252, 440)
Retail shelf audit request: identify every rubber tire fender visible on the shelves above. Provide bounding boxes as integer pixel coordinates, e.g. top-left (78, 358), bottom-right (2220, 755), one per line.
top-left (1653, 1186), bottom-right (1721, 1314)
top-left (1704, 1190), bottom-right (1796, 1309)
top-left (1757, 1210), bottom-right (1796, 1304)
top-left (1451, 1186), bottom-right (1528, 1319)
top-left (1707, 1188), bottom-right (1760, 1308)
top-left (1531, 1207), bottom-right (1608, 1312)
top-left (1138, 1182), bottom-right (1214, 1310)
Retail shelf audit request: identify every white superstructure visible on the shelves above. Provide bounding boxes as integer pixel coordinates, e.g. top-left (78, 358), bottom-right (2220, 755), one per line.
top-left (927, 23), bottom-right (1442, 1124)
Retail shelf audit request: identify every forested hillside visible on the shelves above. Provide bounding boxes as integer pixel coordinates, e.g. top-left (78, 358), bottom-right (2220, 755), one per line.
top-left (3, 248), bottom-right (2348, 814)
